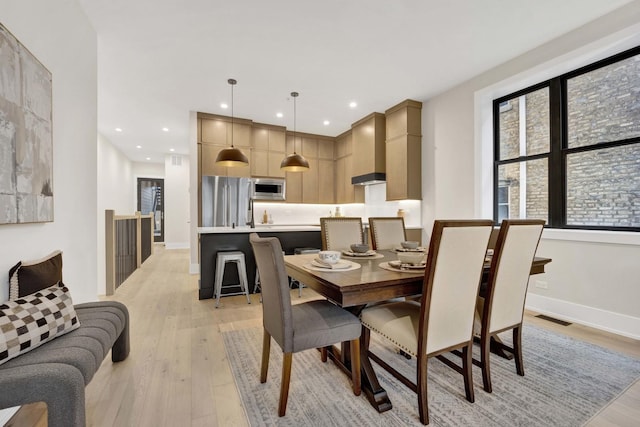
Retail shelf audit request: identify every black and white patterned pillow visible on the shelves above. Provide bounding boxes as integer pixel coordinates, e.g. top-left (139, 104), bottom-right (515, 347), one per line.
top-left (0, 283), bottom-right (80, 365)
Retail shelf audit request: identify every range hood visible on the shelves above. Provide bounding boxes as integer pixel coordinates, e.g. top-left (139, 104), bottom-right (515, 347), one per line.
top-left (352, 172), bottom-right (386, 186)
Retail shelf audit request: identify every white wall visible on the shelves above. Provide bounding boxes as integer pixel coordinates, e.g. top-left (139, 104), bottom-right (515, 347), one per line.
top-left (96, 134), bottom-right (134, 294)
top-left (164, 154), bottom-right (190, 249)
top-left (0, 1), bottom-right (98, 304)
top-left (422, 2), bottom-right (640, 338)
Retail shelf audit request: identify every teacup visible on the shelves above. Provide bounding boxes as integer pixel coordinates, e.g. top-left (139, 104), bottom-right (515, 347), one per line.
top-left (401, 241), bottom-right (419, 249)
top-left (318, 250), bottom-right (341, 264)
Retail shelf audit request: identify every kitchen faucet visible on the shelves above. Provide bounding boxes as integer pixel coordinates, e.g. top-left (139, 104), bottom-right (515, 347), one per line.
top-left (247, 197), bottom-right (255, 228)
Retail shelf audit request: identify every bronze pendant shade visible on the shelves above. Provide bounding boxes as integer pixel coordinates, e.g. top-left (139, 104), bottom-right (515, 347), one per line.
top-left (215, 78), bottom-right (249, 167)
top-left (281, 91), bottom-right (309, 172)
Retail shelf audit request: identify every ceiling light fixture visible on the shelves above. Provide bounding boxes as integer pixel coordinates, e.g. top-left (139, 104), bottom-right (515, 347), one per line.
top-left (215, 79), bottom-right (249, 167)
top-left (169, 148), bottom-right (175, 152)
top-left (276, 112), bottom-right (283, 118)
top-left (220, 103), bottom-right (228, 109)
top-left (115, 128), bottom-right (122, 132)
top-left (349, 101), bottom-right (357, 108)
top-left (136, 145), bottom-right (142, 149)
top-left (162, 127), bottom-right (169, 132)
top-left (323, 120), bottom-right (330, 126)
top-left (280, 91), bottom-right (309, 172)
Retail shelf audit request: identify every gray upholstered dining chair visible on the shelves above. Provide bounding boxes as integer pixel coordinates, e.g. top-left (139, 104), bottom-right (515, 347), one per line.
top-left (473, 219), bottom-right (545, 393)
top-left (368, 217), bottom-right (408, 250)
top-left (360, 220), bottom-right (493, 425)
top-left (249, 233), bottom-right (362, 417)
top-left (320, 217), bottom-right (364, 251)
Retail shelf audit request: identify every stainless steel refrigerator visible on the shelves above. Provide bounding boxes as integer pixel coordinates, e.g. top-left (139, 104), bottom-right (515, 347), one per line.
top-left (202, 176), bottom-right (252, 228)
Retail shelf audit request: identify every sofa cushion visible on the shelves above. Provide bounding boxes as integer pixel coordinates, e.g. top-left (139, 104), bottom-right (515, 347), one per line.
top-left (9, 250), bottom-right (63, 300)
top-left (0, 284), bottom-right (80, 366)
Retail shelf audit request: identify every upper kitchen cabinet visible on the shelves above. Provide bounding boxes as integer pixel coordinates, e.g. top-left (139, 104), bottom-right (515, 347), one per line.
top-left (385, 99), bottom-right (422, 200)
top-left (200, 113), bottom-right (252, 148)
top-left (352, 112), bottom-right (386, 184)
top-left (335, 130), bottom-right (364, 204)
top-left (198, 115), bottom-right (251, 178)
top-left (251, 123), bottom-right (286, 178)
top-left (286, 132), bottom-right (335, 204)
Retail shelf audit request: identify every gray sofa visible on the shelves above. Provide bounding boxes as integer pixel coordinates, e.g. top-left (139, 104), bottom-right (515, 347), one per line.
top-left (0, 300), bottom-right (130, 427)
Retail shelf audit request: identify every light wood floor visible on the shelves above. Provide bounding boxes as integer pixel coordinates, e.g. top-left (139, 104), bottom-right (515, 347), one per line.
top-left (7, 246), bottom-right (639, 426)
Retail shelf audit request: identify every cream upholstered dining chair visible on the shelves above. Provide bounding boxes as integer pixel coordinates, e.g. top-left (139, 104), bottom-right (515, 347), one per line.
top-left (474, 219), bottom-right (545, 393)
top-left (249, 233), bottom-right (361, 417)
top-left (368, 217), bottom-right (407, 250)
top-left (360, 220), bottom-right (493, 425)
top-left (319, 217), bottom-right (364, 251)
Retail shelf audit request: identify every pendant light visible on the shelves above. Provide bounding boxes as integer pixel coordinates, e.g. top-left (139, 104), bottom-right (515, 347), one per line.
top-left (280, 91), bottom-right (309, 172)
top-left (215, 78), bottom-right (249, 167)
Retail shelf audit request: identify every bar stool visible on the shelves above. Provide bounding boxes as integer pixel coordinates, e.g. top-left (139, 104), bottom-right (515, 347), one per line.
top-left (214, 251), bottom-right (251, 308)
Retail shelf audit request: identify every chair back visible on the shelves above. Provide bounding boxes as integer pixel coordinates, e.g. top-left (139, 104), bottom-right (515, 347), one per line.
top-left (249, 233), bottom-right (293, 351)
top-left (419, 220), bottom-right (493, 355)
top-left (320, 217), bottom-right (364, 251)
top-left (484, 219), bottom-right (545, 333)
top-left (369, 217), bottom-right (407, 250)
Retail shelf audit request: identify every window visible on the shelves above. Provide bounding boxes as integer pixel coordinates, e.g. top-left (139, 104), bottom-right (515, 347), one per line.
top-left (493, 46), bottom-right (640, 231)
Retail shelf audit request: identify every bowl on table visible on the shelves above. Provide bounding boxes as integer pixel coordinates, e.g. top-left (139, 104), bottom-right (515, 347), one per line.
top-left (350, 243), bottom-right (370, 253)
top-left (400, 241), bottom-right (419, 250)
top-left (318, 250), bottom-right (341, 264)
top-left (397, 251), bottom-right (426, 266)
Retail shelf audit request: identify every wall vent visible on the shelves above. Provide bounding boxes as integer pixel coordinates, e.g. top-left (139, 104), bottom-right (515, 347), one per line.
top-left (171, 155), bottom-right (182, 166)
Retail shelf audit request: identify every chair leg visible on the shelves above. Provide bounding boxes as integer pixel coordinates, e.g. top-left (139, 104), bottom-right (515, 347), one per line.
top-left (462, 343), bottom-right (475, 403)
top-left (320, 346), bottom-right (328, 362)
top-left (279, 352), bottom-right (293, 417)
top-left (260, 330), bottom-right (271, 383)
top-left (480, 332), bottom-right (492, 393)
top-left (350, 339), bottom-right (361, 396)
top-left (513, 325), bottom-right (524, 376)
top-left (416, 353), bottom-right (429, 425)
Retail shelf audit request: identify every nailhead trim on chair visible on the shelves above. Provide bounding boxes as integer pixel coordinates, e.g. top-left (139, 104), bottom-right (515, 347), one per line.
top-left (360, 319), bottom-right (417, 357)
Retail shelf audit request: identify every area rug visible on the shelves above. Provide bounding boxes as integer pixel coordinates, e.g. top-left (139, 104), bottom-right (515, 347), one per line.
top-left (222, 325), bottom-right (640, 426)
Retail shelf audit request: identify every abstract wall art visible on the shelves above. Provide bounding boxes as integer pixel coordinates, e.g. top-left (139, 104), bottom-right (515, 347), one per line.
top-left (0, 22), bottom-right (53, 224)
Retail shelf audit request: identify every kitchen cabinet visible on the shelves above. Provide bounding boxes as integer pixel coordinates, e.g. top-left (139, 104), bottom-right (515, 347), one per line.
top-left (200, 143), bottom-right (250, 178)
top-left (385, 99), bottom-right (422, 200)
top-left (251, 124), bottom-right (286, 178)
top-left (335, 130), bottom-right (364, 204)
top-left (286, 133), bottom-right (335, 204)
top-left (352, 112), bottom-right (386, 179)
top-left (201, 115), bottom-right (252, 148)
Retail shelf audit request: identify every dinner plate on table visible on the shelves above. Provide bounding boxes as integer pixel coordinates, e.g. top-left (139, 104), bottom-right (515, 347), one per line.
top-left (394, 247), bottom-right (427, 253)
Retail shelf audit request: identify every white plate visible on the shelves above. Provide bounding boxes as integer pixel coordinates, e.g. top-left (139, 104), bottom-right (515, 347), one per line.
top-left (311, 259), bottom-right (352, 270)
top-left (394, 247), bottom-right (427, 253)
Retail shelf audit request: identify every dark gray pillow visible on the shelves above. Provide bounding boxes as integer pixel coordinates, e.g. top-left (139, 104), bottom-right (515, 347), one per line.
top-left (9, 250), bottom-right (63, 300)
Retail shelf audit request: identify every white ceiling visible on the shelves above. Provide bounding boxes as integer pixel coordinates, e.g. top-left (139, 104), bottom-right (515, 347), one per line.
top-left (77, 0), bottom-right (632, 163)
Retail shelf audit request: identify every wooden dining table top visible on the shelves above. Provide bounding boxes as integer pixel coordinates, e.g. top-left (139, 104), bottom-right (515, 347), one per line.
top-left (284, 250), bottom-right (552, 308)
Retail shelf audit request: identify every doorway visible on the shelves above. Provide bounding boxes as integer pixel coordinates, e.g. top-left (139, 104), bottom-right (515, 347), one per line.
top-left (137, 178), bottom-right (164, 243)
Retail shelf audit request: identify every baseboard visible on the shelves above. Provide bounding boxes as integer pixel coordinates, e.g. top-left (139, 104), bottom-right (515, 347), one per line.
top-left (164, 242), bottom-right (189, 250)
top-left (189, 263), bottom-right (199, 275)
top-left (526, 293), bottom-right (640, 340)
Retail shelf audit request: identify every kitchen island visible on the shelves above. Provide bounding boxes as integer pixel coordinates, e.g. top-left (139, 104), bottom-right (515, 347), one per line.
top-left (197, 226), bottom-right (322, 300)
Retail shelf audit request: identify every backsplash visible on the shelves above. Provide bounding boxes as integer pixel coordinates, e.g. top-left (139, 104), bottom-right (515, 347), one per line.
top-left (253, 183), bottom-right (421, 227)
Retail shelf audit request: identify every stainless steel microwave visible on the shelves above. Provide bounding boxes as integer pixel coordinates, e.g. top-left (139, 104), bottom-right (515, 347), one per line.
top-left (251, 178), bottom-right (286, 201)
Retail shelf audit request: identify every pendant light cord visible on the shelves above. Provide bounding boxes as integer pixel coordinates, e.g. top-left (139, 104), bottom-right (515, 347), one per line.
top-left (292, 91), bottom-right (298, 154)
top-left (230, 79), bottom-right (235, 148)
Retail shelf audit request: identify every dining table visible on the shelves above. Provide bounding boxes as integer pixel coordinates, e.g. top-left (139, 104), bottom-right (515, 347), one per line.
top-left (284, 249), bottom-right (552, 413)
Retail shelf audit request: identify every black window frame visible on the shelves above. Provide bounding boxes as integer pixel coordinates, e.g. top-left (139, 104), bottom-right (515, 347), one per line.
top-left (493, 45), bottom-right (640, 232)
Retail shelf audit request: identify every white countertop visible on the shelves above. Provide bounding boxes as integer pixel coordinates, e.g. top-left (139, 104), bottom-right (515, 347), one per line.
top-left (197, 225), bottom-right (321, 234)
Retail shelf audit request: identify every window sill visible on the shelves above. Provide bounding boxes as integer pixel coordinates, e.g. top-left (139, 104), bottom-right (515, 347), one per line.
top-left (541, 228), bottom-right (640, 246)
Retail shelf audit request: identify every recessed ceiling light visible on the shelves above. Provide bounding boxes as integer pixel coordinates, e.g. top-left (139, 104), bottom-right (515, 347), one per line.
top-left (115, 128), bottom-right (122, 132)
top-left (220, 103), bottom-right (228, 109)
top-left (276, 112), bottom-right (283, 118)
top-left (169, 148), bottom-right (175, 152)
top-left (323, 120), bottom-right (330, 126)
top-left (162, 127), bottom-right (169, 132)
top-left (349, 101), bottom-right (357, 108)
top-left (136, 145), bottom-right (142, 149)
top-left (146, 157), bottom-right (151, 161)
